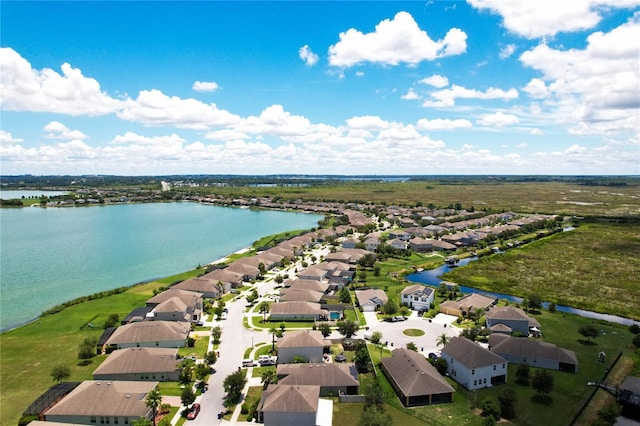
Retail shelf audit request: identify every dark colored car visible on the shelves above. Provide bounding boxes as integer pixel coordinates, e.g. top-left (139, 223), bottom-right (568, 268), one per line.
top-left (186, 403), bottom-right (200, 420)
top-left (384, 317), bottom-right (397, 322)
top-left (335, 353), bottom-right (346, 363)
top-left (428, 352), bottom-right (439, 361)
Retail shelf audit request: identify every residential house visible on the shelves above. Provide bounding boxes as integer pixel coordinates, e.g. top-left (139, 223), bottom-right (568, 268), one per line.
top-left (364, 237), bottom-right (380, 252)
top-left (44, 381), bottom-right (158, 425)
top-left (269, 302), bottom-right (328, 321)
top-left (355, 289), bottom-right (388, 312)
top-left (104, 321), bottom-right (190, 350)
top-left (339, 248), bottom-right (370, 264)
top-left (257, 384), bottom-right (333, 426)
top-left (439, 293), bottom-right (497, 317)
top-left (408, 237), bottom-right (431, 252)
top-left (341, 238), bottom-right (358, 249)
top-left (284, 279), bottom-right (331, 294)
top-left (441, 337), bottom-right (508, 390)
top-left (172, 276), bottom-right (223, 298)
top-left (488, 334), bottom-right (579, 373)
top-left (380, 348), bottom-right (455, 406)
top-left (201, 268), bottom-right (244, 290)
top-left (146, 288), bottom-right (203, 322)
top-left (277, 330), bottom-right (329, 364)
top-left (225, 262), bottom-right (260, 281)
top-left (324, 251), bottom-right (352, 264)
top-left (387, 238), bottom-right (409, 251)
top-left (388, 230), bottom-right (411, 241)
top-left (400, 285), bottom-right (434, 311)
top-left (279, 289), bottom-right (325, 304)
top-left (485, 306), bottom-right (541, 336)
top-left (92, 348), bottom-right (180, 381)
top-left (298, 266), bottom-right (328, 282)
top-left (277, 363), bottom-right (359, 396)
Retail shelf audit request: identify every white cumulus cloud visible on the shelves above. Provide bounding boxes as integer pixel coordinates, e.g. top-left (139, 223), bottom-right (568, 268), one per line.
top-left (416, 118), bottom-right (473, 130)
top-left (520, 16), bottom-right (640, 135)
top-left (477, 112), bottom-right (520, 127)
top-left (0, 130), bottom-right (24, 144)
top-left (419, 74), bottom-right (450, 88)
top-left (299, 45), bottom-right (319, 67)
top-left (192, 81), bottom-right (219, 92)
top-left (0, 47), bottom-right (124, 116)
top-left (499, 44), bottom-right (516, 59)
top-left (401, 88), bottom-right (421, 100)
top-left (43, 121), bottom-right (89, 140)
top-left (117, 89), bottom-right (240, 130)
top-left (328, 11), bottom-right (467, 67)
top-left (467, 0), bottom-right (640, 38)
top-left (423, 85), bottom-right (518, 108)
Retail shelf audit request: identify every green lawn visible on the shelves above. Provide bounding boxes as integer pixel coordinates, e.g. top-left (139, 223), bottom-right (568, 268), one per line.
top-left (178, 335), bottom-right (210, 358)
top-left (402, 328), bottom-right (426, 337)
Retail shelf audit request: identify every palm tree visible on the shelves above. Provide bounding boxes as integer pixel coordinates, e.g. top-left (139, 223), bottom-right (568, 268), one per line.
top-left (258, 301), bottom-right (270, 323)
top-left (436, 333), bottom-right (449, 348)
top-left (260, 368), bottom-right (278, 390)
top-left (145, 389), bottom-right (162, 426)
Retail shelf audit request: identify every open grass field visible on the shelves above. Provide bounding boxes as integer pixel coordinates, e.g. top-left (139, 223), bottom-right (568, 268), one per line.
top-left (189, 179), bottom-right (640, 217)
top-left (443, 223), bottom-right (640, 320)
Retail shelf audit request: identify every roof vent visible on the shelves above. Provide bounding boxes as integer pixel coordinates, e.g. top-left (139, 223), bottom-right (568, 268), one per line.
top-left (126, 395), bottom-right (131, 398)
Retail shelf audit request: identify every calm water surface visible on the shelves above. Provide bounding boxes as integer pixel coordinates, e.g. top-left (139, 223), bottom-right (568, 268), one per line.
top-left (0, 202), bottom-right (322, 331)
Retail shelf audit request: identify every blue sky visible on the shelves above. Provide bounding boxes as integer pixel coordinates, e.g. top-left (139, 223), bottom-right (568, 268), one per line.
top-left (1, 1), bottom-right (639, 175)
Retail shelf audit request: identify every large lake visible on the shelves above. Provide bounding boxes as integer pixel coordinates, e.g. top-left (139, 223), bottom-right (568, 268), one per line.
top-left (0, 202), bottom-right (322, 331)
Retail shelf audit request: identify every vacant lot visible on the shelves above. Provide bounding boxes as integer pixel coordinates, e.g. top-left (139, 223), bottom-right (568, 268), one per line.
top-left (443, 223), bottom-right (640, 320)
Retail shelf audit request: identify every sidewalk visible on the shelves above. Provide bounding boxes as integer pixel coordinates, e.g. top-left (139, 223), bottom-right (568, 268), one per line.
top-left (229, 345), bottom-right (265, 423)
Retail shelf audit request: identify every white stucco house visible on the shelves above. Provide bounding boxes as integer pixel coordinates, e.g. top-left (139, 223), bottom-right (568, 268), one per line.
top-left (441, 336), bottom-right (508, 390)
top-left (400, 285), bottom-right (435, 311)
top-left (278, 330), bottom-right (328, 364)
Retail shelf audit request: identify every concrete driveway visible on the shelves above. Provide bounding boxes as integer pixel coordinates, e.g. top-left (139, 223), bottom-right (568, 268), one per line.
top-left (365, 313), bottom-right (460, 356)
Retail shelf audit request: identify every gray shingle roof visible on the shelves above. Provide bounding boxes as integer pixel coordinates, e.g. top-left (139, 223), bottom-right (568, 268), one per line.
top-left (489, 335), bottom-right (578, 365)
top-left (442, 337), bottom-right (507, 369)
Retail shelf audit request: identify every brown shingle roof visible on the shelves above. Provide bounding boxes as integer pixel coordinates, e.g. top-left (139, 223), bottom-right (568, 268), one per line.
top-left (278, 330), bottom-right (326, 349)
top-left (381, 348), bottom-right (455, 397)
top-left (279, 288), bottom-right (324, 303)
top-left (486, 306), bottom-right (530, 321)
top-left (93, 348), bottom-right (180, 377)
top-left (258, 384), bottom-right (319, 414)
top-left (442, 337), bottom-right (507, 369)
top-left (270, 301), bottom-right (328, 316)
top-left (45, 381), bottom-right (157, 417)
top-left (277, 363), bottom-right (359, 388)
top-left (105, 321), bottom-right (190, 345)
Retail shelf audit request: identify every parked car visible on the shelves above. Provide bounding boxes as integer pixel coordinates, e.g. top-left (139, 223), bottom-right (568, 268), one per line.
top-left (335, 353), bottom-right (346, 363)
top-left (221, 312), bottom-right (228, 320)
top-left (384, 317), bottom-right (397, 322)
top-left (395, 316), bottom-right (407, 321)
top-left (428, 352), bottom-right (439, 361)
top-left (186, 403), bottom-right (200, 420)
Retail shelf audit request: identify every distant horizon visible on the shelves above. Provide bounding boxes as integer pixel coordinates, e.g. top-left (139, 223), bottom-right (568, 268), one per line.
top-left (1, 173), bottom-right (639, 178)
top-left (1, 2), bottom-right (639, 175)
